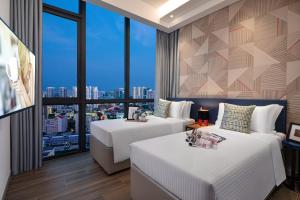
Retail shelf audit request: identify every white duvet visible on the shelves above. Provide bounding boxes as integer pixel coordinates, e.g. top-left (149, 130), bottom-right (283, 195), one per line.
top-left (130, 126), bottom-right (286, 200)
top-left (90, 115), bottom-right (194, 163)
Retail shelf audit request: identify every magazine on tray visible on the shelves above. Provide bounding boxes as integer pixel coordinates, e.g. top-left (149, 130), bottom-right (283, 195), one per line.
top-left (185, 130), bottom-right (226, 149)
top-left (209, 133), bottom-right (226, 143)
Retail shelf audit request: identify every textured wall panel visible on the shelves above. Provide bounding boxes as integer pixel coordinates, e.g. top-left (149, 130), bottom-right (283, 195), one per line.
top-left (179, 0), bottom-right (300, 126)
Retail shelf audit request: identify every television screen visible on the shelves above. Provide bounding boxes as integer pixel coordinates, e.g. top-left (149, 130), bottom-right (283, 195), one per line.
top-left (0, 19), bottom-right (35, 118)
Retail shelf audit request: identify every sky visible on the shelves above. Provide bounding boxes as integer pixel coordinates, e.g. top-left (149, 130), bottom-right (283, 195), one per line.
top-left (42, 0), bottom-right (156, 92)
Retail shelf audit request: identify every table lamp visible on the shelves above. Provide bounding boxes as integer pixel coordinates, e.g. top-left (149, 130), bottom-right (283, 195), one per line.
top-left (198, 107), bottom-right (209, 126)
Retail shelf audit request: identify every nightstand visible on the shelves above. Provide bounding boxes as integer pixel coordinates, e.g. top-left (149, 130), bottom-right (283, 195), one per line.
top-left (185, 123), bottom-right (214, 131)
top-left (282, 140), bottom-right (300, 191)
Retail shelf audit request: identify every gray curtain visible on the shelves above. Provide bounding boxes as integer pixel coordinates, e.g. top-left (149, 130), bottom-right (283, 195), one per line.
top-left (10, 0), bottom-right (43, 175)
top-left (155, 30), bottom-right (179, 100)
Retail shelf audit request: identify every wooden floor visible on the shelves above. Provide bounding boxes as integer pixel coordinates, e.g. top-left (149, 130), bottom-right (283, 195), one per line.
top-left (5, 152), bottom-right (300, 200)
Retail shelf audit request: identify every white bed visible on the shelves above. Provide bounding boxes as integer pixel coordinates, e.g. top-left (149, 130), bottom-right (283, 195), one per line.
top-left (130, 126), bottom-right (286, 200)
top-left (90, 115), bottom-right (194, 166)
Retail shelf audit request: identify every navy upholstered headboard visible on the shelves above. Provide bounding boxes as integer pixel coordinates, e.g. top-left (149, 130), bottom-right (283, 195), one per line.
top-left (168, 98), bottom-right (287, 133)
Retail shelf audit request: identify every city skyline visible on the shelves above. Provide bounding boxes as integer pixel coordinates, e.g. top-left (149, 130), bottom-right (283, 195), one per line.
top-left (43, 85), bottom-right (155, 99)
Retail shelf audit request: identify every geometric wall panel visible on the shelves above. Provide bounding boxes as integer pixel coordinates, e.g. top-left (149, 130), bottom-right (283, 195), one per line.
top-left (179, 0), bottom-right (300, 125)
top-left (228, 67), bottom-right (248, 86)
top-left (240, 18), bottom-right (255, 31)
top-left (212, 27), bottom-right (229, 44)
top-left (287, 60), bottom-right (300, 85)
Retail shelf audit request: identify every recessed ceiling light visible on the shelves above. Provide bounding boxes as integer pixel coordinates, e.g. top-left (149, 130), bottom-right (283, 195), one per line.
top-left (170, 14), bottom-right (174, 18)
top-left (158, 0), bottom-right (190, 17)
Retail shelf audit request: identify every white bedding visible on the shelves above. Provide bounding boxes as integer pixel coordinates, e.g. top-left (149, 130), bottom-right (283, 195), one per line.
top-left (90, 115), bottom-right (194, 163)
top-left (130, 126), bottom-right (286, 200)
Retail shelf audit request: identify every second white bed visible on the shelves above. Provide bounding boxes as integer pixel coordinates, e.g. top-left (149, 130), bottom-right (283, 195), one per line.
top-left (91, 115), bottom-right (194, 163)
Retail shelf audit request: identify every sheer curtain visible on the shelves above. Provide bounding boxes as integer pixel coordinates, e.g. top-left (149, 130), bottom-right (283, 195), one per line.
top-left (10, 0), bottom-right (43, 175)
top-left (155, 30), bottom-right (179, 101)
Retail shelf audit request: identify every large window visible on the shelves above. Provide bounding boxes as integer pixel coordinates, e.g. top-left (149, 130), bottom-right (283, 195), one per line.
top-left (42, 1), bottom-right (155, 159)
top-left (86, 4), bottom-right (124, 99)
top-left (42, 0), bottom-right (82, 159)
top-left (130, 20), bottom-right (156, 99)
top-left (42, 13), bottom-right (78, 98)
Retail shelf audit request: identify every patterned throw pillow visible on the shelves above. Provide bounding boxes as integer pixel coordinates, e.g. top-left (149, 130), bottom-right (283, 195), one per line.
top-left (154, 99), bottom-right (171, 118)
top-left (220, 103), bottom-right (256, 133)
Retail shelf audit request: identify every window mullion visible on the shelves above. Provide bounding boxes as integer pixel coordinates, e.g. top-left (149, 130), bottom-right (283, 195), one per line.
top-left (124, 18), bottom-right (130, 118)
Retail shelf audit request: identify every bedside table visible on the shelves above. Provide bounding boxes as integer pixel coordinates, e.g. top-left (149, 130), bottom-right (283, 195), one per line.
top-left (185, 123), bottom-right (214, 131)
top-left (282, 140), bottom-right (300, 191)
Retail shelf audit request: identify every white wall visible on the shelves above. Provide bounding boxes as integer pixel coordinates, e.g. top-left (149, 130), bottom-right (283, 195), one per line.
top-left (0, 0), bottom-right (10, 24)
top-left (0, 117), bottom-right (10, 200)
top-left (0, 0), bottom-right (11, 199)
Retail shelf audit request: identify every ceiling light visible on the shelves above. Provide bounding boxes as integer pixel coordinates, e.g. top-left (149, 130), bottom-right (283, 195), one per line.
top-left (170, 14), bottom-right (174, 18)
top-left (158, 0), bottom-right (190, 18)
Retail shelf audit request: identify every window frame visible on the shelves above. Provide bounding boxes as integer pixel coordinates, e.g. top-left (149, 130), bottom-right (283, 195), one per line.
top-left (43, 0), bottom-right (80, 14)
top-left (42, 1), bottom-right (154, 160)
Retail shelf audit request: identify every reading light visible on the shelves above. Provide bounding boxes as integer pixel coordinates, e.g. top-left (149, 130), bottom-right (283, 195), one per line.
top-left (198, 107), bottom-right (209, 126)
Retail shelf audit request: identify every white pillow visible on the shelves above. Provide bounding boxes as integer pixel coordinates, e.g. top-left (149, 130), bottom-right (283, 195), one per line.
top-left (182, 101), bottom-right (193, 119)
top-left (159, 98), bottom-right (171, 103)
top-left (215, 103), bottom-right (224, 127)
top-left (250, 104), bottom-right (283, 133)
top-left (272, 105), bottom-right (283, 130)
top-left (169, 101), bottom-right (185, 118)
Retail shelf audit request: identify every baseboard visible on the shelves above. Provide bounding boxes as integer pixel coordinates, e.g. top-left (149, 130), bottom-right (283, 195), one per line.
top-left (1, 172), bottom-right (11, 200)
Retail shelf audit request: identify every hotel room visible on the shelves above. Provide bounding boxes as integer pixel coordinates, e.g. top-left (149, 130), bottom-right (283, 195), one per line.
top-left (0, 0), bottom-right (300, 199)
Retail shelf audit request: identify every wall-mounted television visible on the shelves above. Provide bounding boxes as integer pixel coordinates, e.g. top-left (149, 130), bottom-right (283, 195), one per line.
top-left (0, 18), bottom-right (35, 119)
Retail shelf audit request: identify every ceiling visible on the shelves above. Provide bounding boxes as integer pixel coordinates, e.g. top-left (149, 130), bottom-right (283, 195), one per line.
top-left (87, 0), bottom-right (240, 33)
top-left (140, 0), bottom-right (168, 8)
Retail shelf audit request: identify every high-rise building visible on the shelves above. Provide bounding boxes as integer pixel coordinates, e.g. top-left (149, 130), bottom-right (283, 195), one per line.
top-left (141, 87), bottom-right (147, 99)
top-left (58, 87), bottom-right (67, 98)
top-left (115, 88), bottom-right (124, 99)
top-left (86, 86), bottom-right (92, 99)
top-left (92, 86), bottom-right (99, 99)
top-left (133, 87), bottom-right (142, 99)
top-left (43, 114), bottom-right (68, 135)
top-left (72, 86), bottom-right (77, 97)
top-left (133, 87), bottom-right (138, 99)
top-left (58, 114), bottom-right (68, 132)
top-left (133, 86), bottom-right (148, 99)
top-left (67, 89), bottom-right (73, 98)
top-left (47, 106), bottom-right (53, 115)
top-left (46, 87), bottom-right (55, 98)
top-left (98, 91), bottom-right (105, 99)
top-left (146, 89), bottom-right (154, 99)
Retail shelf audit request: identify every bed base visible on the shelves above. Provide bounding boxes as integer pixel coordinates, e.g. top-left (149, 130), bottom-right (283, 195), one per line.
top-left (131, 164), bottom-right (278, 200)
top-left (90, 135), bottom-right (130, 175)
top-left (131, 164), bottom-right (179, 200)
